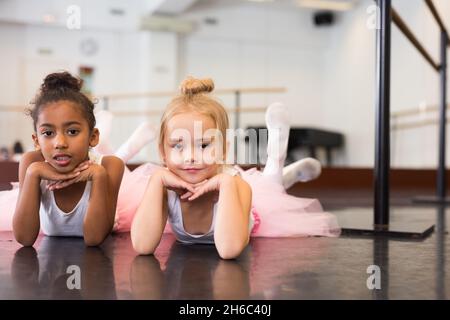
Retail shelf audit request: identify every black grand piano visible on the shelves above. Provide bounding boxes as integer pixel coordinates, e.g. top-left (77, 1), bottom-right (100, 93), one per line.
top-left (244, 127), bottom-right (344, 166)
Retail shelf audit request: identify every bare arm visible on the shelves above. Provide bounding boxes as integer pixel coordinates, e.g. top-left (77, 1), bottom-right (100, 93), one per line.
top-left (83, 156), bottom-right (124, 246)
top-left (188, 173), bottom-right (252, 259)
top-left (131, 169), bottom-right (195, 255)
top-left (13, 151), bottom-right (80, 246)
top-left (131, 170), bottom-right (168, 255)
top-left (214, 175), bottom-right (252, 259)
top-left (13, 152), bottom-right (44, 247)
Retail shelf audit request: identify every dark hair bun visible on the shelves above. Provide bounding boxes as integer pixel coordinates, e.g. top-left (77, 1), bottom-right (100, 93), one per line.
top-left (41, 71), bottom-right (83, 92)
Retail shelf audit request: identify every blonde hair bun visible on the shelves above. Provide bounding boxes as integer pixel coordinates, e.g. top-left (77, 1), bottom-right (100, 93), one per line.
top-left (180, 76), bottom-right (214, 95)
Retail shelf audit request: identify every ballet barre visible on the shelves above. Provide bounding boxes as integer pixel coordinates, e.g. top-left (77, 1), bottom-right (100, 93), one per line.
top-left (109, 107), bottom-right (267, 117)
top-left (391, 0), bottom-right (449, 203)
top-left (392, 118), bottom-right (449, 131)
top-left (343, 0), bottom-right (448, 239)
top-left (0, 87), bottom-right (285, 134)
top-left (390, 104), bottom-right (450, 130)
top-left (391, 104), bottom-right (450, 118)
top-left (0, 106), bottom-right (29, 113)
top-left (96, 87), bottom-right (286, 100)
top-left (97, 87), bottom-right (286, 130)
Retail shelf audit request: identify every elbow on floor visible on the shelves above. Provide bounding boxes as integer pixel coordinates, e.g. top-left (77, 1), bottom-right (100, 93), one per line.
top-left (216, 243), bottom-right (246, 260)
top-left (84, 235), bottom-right (106, 247)
top-left (16, 237), bottom-right (36, 247)
top-left (132, 241), bottom-right (157, 256)
top-left (14, 232), bottom-right (37, 247)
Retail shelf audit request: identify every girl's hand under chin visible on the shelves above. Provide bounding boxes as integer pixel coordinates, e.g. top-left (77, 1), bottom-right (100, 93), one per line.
top-left (186, 173), bottom-right (231, 201)
top-left (154, 168), bottom-right (196, 199)
top-left (27, 160), bottom-right (82, 182)
top-left (46, 160), bottom-right (104, 190)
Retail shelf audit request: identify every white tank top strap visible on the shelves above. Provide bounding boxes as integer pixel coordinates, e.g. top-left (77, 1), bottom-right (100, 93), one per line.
top-left (88, 149), bottom-right (104, 165)
top-left (221, 165), bottom-right (241, 177)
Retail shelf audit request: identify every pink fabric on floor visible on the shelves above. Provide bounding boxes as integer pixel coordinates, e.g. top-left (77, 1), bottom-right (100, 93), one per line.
top-left (0, 187), bottom-right (18, 231)
top-left (1, 163), bottom-right (340, 238)
top-left (237, 166), bottom-right (341, 238)
top-left (113, 164), bottom-right (341, 237)
top-left (113, 162), bottom-right (168, 233)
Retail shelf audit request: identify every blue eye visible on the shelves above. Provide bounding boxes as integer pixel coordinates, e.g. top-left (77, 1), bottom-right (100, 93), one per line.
top-left (172, 143), bottom-right (183, 150)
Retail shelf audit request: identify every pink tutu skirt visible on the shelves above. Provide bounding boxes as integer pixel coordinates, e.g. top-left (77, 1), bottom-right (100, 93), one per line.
top-left (237, 167), bottom-right (340, 238)
top-left (0, 186), bottom-right (18, 231)
top-left (1, 164), bottom-right (340, 238)
top-left (113, 162), bottom-right (171, 233)
top-left (113, 164), bottom-right (340, 237)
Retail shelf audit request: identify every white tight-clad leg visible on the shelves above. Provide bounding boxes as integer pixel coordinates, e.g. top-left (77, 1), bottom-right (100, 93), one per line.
top-left (261, 103), bottom-right (322, 189)
top-left (282, 157), bottom-right (322, 189)
top-left (95, 110), bottom-right (114, 155)
top-left (114, 122), bottom-right (157, 163)
top-left (262, 102), bottom-right (290, 184)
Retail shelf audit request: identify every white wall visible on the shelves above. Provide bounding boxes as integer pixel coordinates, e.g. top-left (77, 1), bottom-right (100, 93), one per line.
top-left (1, 0), bottom-right (450, 167)
top-left (0, 0), bottom-right (177, 163)
top-left (0, 25), bottom-right (177, 163)
top-left (180, 2), bottom-right (330, 128)
top-left (320, 0), bottom-right (450, 168)
top-left (179, 0), bottom-right (450, 168)
top-left (0, 23), bottom-right (29, 155)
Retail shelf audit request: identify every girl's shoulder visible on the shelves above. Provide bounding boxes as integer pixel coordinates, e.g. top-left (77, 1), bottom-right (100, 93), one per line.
top-left (99, 155), bottom-right (124, 171)
top-left (222, 165), bottom-right (251, 193)
top-left (88, 150), bottom-right (123, 169)
top-left (95, 154), bottom-right (124, 190)
top-left (20, 150), bottom-right (44, 166)
top-left (222, 165), bottom-right (240, 177)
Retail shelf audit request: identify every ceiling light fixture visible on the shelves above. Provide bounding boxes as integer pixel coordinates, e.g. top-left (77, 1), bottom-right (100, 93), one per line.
top-left (297, 0), bottom-right (355, 11)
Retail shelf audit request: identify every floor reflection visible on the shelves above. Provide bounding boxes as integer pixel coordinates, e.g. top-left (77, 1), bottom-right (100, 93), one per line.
top-left (10, 236), bottom-right (116, 299)
top-left (1, 204), bottom-right (447, 300)
top-left (372, 236), bottom-right (389, 300)
top-left (129, 241), bottom-right (251, 299)
top-left (435, 204), bottom-right (446, 300)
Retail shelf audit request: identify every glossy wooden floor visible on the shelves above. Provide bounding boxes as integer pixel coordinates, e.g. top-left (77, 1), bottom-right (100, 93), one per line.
top-left (1, 165), bottom-right (449, 299)
top-left (0, 201), bottom-right (448, 300)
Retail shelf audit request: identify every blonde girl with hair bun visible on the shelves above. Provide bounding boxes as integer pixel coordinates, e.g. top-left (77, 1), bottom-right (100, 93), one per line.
top-left (131, 76), bottom-right (254, 259)
top-left (130, 76), bottom-right (340, 259)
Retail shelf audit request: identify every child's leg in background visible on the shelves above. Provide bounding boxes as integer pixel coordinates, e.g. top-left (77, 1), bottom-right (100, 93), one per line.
top-left (261, 103), bottom-right (322, 189)
top-left (114, 121), bottom-right (157, 164)
top-left (94, 110), bottom-right (157, 165)
top-left (282, 158), bottom-right (322, 189)
top-left (262, 102), bottom-right (290, 184)
top-left (95, 110), bottom-right (115, 155)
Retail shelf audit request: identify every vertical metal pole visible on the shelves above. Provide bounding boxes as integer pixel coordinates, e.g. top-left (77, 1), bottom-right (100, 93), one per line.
top-left (234, 91), bottom-right (241, 129)
top-left (103, 97), bottom-right (109, 111)
top-left (437, 31), bottom-right (448, 199)
top-left (374, 0), bottom-right (391, 227)
top-left (234, 91), bottom-right (241, 164)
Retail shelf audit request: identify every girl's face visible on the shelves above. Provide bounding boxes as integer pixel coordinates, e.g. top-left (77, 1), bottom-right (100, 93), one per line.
top-left (32, 101), bottom-right (99, 173)
top-left (162, 111), bottom-right (224, 184)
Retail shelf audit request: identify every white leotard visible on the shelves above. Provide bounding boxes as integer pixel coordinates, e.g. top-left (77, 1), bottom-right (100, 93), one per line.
top-left (167, 166), bottom-right (254, 244)
top-left (39, 151), bottom-right (103, 237)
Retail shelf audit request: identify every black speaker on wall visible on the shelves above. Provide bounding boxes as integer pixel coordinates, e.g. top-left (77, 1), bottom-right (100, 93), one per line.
top-left (314, 11), bottom-right (334, 26)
